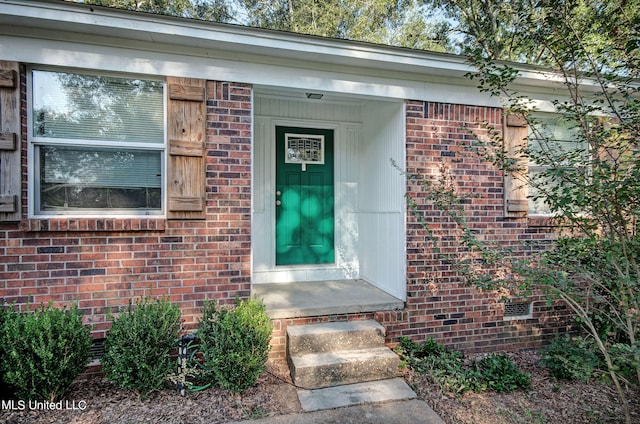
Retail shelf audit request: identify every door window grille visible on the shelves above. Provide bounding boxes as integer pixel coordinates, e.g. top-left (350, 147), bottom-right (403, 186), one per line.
top-left (285, 133), bottom-right (324, 170)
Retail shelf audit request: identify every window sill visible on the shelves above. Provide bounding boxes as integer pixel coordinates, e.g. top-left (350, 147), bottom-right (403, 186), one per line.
top-left (20, 218), bottom-right (166, 232)
top-left (527, 216), bottom-right (556, 227)
top-left (526, 215), bottom-right (575, 228)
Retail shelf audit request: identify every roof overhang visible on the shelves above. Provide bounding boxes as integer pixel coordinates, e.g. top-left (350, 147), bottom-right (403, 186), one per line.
top-left (0, 0), bottom-right (588, 107)
top-left (0, 0), bottom-right (471, 75)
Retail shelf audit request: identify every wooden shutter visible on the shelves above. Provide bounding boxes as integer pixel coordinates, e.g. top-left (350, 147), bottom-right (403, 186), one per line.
top-left (167, 77), bottom-right (206, 220)
top-left (504, 113), bottom-right (528, 217)
top-left (0, 61), bottom-right (21, 221)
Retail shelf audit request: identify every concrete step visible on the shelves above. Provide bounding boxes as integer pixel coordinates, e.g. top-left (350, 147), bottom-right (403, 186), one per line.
top-left (287, 320), bottom-right (386, 356)
top-left (289, 346), bottom-right (399, 389)
top-left (296, 378), bottom-right (417, 412)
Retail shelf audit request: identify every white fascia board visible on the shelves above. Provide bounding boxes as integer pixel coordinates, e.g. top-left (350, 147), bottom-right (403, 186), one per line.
top-left (1, 33), bottom-right (503, 107)
top-left (0, 0), bottom-right (472, 77)
top-left (0, 0), bottom-right (586, 103)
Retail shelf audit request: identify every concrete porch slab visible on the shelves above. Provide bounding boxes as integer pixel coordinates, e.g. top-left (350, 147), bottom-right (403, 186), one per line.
top-left (253, 279), bottom-right (404, 319)
top-left (296, 378), bottom-right (417, 412)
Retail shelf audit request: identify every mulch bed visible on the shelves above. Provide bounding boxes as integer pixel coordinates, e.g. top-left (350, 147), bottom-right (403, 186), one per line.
top-left (2, 352), bottom-right (640, 423)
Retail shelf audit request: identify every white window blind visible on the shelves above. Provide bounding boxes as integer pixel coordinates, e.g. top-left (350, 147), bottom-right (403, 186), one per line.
top-left (528, 114), bottom-right (588, 215)
top-left (30, 69), bottom-right (165, 214)
top-left (40, 146), bottom-right (161, 188)
top-left (32, 70), bottom-right (163, 144)
top-left (529, 114), bottom-right (586, 163)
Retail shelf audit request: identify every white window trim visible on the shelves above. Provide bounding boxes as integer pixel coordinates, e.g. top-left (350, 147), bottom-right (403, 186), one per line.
top-left (27, 67), bottom-right (168, 218)
top-left (526, 113), bottom-right (590, 217)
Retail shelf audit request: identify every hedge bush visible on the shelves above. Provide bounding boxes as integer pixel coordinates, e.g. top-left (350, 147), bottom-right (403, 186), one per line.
top-left (0, 303), bottom-right (92, 401)
top-left (540, 334), bottom-right (603, 382)
top-left (475, 353), bottom-right (531, 393)
top-left (396, 336), bottom-right (484, 394)
top-left (101, 297), bottom-right (181, 395)
top-left (198, 298), bottom-right (273, 393)
top-left (0, 305), bottom-right (7, 386)
top-left (396, 337), bottom-right (530, 394)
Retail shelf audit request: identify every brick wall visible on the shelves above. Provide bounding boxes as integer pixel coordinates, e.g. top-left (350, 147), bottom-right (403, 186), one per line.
top-left (0, 73), bottom-right (571, 357)
top-left (395, 100), bottom-right (571, 353)
top-left (0, 76), bottom-right (252, 339)
top-left (268, 101), bottom-right (572, 361)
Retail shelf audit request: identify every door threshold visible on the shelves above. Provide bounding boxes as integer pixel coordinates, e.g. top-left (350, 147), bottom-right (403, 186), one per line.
top-left (252, 279), bottom-right (404, 319)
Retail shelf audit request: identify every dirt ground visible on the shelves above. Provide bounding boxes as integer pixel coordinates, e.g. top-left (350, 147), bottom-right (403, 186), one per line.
top-left (1, 352), bottom-right (639, 424)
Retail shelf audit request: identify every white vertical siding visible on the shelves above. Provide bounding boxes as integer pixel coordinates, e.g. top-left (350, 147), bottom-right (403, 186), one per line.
top-left (254, 96), bottom-right (362, 123)
top-left (252, 96), bottom-right (363, 283)
top-left (252, 95), bottom-right (406, 300)
top-left (335, 124), bottom-right (361, 277)
top-left (252, 116), bottom-right (273, 274)
top-left (358, 101), bottom-right (406, 300)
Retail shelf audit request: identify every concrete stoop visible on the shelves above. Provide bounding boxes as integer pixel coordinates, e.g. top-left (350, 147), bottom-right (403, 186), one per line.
top-left (296, 378), bottom-right (417, 412)
top-left (289, 347), bottom-right (400, 389)
top-left (287, 320), bottom-right (398, 390)
top-left (287, 320), bottom-right (415, 411)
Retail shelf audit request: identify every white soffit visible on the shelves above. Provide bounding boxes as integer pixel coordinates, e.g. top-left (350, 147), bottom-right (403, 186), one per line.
top-left (0, 0), bottom-right (579, 103)
top-left (0, 0), bottom-right (469, 75)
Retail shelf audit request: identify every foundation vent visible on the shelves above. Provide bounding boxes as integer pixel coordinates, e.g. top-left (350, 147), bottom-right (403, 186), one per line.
top-left (503, 301), bottom-right (532, 320)
top-left (89, 338), bottom-right (106, 364)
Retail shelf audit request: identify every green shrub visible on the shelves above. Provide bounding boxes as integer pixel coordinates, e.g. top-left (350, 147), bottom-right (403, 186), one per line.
top-left (475, 353), bottom-right (531, 392)
top-left (540, 334), bottom-right (602, 382)
top-left (0, 304), bottom-right (8, 385)
top-left (0, 303), bottom-right (92, 402)
top-left (397, 337), bottom-right (531, 394)
top-left (424, 350), bottom-right (485, 394)
top-left (396, 337), bottom-right (484, 394)
top-left (398, 335), bottom-right (446, 359)
top-left (101, 297), bottom-right (181, 395)
top-left (198, 298), bottom-right (273, 393)
top-left (608, 343), bottom-right (640, 384)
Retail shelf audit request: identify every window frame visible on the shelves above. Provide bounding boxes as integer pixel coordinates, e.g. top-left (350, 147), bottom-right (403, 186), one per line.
top-left (27, 67), bottom-right (167, 218)
top-left (526, 112), bottom-right (590, 217)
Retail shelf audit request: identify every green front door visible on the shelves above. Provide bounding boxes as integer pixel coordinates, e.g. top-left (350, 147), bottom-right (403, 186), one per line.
top-left (275, 126), bottom-right (335, 265)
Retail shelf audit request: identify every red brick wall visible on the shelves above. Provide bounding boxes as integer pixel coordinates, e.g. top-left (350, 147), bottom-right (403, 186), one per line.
top-left (1, 71), bottom-right (570, 357)
top-left (267, 101), bottom-right (572, 361)
top-left (394, 100), bottom-right (571, 353)
top-left (0, 76), bottom-right (252, 339)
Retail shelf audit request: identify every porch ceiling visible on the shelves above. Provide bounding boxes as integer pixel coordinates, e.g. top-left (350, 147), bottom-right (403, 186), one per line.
top-left (253, 279), bottom-right (404, 319)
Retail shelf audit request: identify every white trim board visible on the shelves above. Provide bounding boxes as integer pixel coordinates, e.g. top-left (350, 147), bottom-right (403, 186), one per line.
top-left (0, 0), bottom-right (588, 105)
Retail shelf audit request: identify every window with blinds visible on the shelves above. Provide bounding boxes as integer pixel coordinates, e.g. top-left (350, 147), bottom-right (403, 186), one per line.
top-left (30, 70), bottom-right (165, 215)
top-left (527, 113), bottom-right (588, 215)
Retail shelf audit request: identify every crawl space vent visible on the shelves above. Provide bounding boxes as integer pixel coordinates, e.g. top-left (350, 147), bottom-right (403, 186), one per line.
top-left (504, 302), bottom-right (532, 319)
top-left (90, 338), bottom-right (106, 363)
